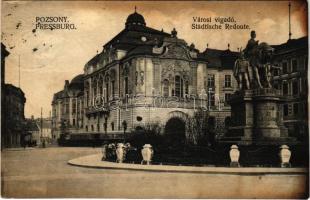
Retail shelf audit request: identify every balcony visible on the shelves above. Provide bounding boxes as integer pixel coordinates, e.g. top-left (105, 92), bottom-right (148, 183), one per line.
top-left (85, 105), bottom-right (109, 116)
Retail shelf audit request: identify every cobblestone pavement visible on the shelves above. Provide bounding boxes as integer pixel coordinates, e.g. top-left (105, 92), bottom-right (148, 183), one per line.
top-left (1, 147), bottom-right (308, 198)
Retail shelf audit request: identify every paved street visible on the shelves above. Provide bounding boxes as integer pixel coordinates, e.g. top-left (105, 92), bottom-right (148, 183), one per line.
top-left (1, 147), bottom-right (308, 198)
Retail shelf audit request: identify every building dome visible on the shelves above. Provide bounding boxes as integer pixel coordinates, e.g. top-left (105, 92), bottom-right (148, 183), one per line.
top-left (125, 11), bottom-right (146, 27)
top-left (70, 74), bottom-right (84, 85)
top-left (68, 74), bottom-right (84, 90)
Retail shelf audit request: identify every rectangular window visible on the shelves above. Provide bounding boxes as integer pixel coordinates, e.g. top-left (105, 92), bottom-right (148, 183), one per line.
top-left (185, 81), bottom-right (189, 95)
top-left (283, 104), bottom-right (288, 116)
top-left (111, 81), bottom-right (115, 98)
top-left (106, 83), bottom-right (109, 102)
top-left (72, 119), bottom-right (75, 126)
top-left (292, 80), bottom-right (299, 96)
top-left (274, 82), bottom-right (279, 90)
top-left (273, 69), bottom-right (279, 76)
top-left (292, 59), bottom-right (298, 72)
top-left (175, 76), bottom-right (183, 97)
top-left (208, 74), bottom-right (215, 88)
top-left (163, 80), bottom-right (169, 97)
top-left (282, 82), bottom-right (288, 95)
top-left (224, 93), bottom-right (232, 106)
top-left (288, 104), bottom-right (293, 116)
top-left (124, 77), bottom-right (129, 95)
top-left (209, 93), bottom-right (215, 107)
top-left (282, 62), bottom-right (288, 74)
top-left (72, 101), bottom-right (76, 114)
top-left (224, 75), bottom-right (231, 88)
top-left (293, 103), bottom-right (299, 115)
top-left (111, 122), bottom-right (114, 131)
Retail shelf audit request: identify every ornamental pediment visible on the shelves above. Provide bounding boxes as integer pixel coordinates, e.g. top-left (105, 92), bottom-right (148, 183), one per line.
top-left (160, 44), bottom-right (193, 60)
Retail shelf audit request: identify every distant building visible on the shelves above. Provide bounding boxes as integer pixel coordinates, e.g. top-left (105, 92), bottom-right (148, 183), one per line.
top-left (272, 36), bottom-right (308, 140)
top-left (198, 47), bottom-right (238, 137)
top-left (3, 84), bottom-right (26, 148)
top-left (39, 117), bottom-right (52, 139)
top-left (51, 75), bottom-right (84, 139)
top-left (25, 116), bottom-right (53, 145)
top-left (25, 117), bottom-right (40, 146)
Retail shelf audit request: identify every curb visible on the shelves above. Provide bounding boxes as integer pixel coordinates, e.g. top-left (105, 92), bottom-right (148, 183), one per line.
top-left (68, 154), bottom-right (308, 175)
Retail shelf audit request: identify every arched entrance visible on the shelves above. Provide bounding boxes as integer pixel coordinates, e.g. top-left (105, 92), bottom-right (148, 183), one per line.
top-left (164, 117), bottom-right (186, 146)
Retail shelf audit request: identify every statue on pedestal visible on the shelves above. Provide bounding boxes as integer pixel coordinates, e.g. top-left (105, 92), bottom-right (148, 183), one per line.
top-left (233, 51), bottom-right (250, 90)
top-left (242, 30), bottom-right (275, 89)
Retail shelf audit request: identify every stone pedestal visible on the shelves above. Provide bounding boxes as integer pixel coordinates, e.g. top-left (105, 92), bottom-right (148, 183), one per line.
top-left (221, 88), bottom-right (297, 146)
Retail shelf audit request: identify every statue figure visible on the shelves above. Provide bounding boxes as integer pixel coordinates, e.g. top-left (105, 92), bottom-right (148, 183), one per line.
top-left (243, 31), bottom-right (275, 89)
top-left (233, 51), bottom-right (250, 90)
top-left (244, 30), bottom-right (259, 59)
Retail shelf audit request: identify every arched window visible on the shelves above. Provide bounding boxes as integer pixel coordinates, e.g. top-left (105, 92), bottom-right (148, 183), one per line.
top-left (175, 75), bottom-right (184, 97)
top-left (124, 76), bottom-right (129, 95)
top-left (163, 79), bottom-right (169, 97)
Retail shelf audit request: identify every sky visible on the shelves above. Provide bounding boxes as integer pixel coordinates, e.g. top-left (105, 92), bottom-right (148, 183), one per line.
top-left (2, 0), bottom-right (308, 118)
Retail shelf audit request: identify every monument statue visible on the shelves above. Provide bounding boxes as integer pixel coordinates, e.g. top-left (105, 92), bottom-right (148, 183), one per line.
top-left (221, 30), bottom-right (296, 160)
top-left (243, 31), bottom-right (275, 89)
top-left (233, 51), bottom-right (250, 90)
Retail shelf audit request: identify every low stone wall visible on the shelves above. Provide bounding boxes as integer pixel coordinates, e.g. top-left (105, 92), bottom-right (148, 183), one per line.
top-left (68, 154), bottom-right (308, 198)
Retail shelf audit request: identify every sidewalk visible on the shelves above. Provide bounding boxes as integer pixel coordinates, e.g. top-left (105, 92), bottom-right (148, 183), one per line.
top-left (2, 147), bottom-right (36, 151)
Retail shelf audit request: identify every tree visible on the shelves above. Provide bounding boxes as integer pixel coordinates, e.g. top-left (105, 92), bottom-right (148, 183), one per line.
top-left (186, 108), bottom-right (209, 145)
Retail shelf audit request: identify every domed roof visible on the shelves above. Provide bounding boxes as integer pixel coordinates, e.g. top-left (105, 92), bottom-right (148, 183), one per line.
top-left (125, 11), bottom-right (146, 27)
top-left (70, 74), bottom-right (84, 84)
top-left (68, 74), bottom-right (84, 90)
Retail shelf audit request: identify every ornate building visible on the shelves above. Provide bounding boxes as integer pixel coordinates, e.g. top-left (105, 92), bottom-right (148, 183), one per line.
top-left (272, 36), bottom-right (308, 141)
top-left (51, 11), bottom-right (238, 143)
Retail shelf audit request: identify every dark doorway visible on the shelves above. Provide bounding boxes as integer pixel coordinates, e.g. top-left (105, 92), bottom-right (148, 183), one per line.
top-left (164, 117), bottom-right (186, 146)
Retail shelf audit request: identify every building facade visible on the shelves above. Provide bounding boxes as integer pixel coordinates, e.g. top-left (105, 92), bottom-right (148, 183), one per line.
top-left (272, 37), bottom-right (308, 140)
top-left (198, 47), bottom-right (239, 137)
top-left (51, 74), bottom-right (84, 139)
top-left (3, 84), bottom-right (26, 148)
top-left (1, 43), bottom-right (27, 148)
top-left (51, 11), bottom-right (238, 143)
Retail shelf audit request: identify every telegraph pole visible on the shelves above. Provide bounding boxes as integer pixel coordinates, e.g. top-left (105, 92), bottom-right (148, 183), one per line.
top-left (18, 55), bottom-right (20, 87)
top-left (40, 107), bottom-right (43, 146)
top-left (288, 2), bottom-right (292, 40)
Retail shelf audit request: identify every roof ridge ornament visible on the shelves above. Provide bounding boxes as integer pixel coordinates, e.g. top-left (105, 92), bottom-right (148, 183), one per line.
top-left (171, 28), bottom-right (177, 38)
